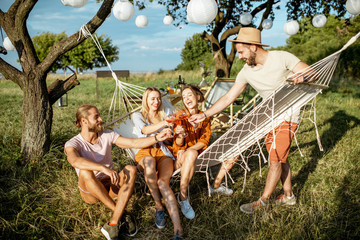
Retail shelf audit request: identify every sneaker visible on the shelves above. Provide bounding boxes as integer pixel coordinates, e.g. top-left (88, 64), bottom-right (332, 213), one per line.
top-left (275, 194), bottom-right (296, 206)
top-left (173, 230), bottom-right (184, 240)
top-left (210, 184), bottom-right (233, 196)
top-left (240, 198), bottom-right (267, 214)
top-left (155, 209), bottom-right (166, 229)
top-left (101, 222), bottom-right (119, 240)
top-left (177, 193), bottom-right (195, 219)
top-left (120, 212), bottom-right (138, 237)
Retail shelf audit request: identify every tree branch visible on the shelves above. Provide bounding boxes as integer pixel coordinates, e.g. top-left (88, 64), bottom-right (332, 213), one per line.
top-left (257, 0), bottom-right (278, 31)
top-left (220, 25), bottom-right (241, 43)
top-left (47, 74), bottom-right (80, 105)
top-left (15, 0), bottom-right (39, 69)
top-left (39, 0), bottom-right (114, 74)
top-left (212, 0), bottom-right (235, 39)
top-left (228, 42), bottom-right (237, 66)
top-left (0, 57), bottom-right (24, 89)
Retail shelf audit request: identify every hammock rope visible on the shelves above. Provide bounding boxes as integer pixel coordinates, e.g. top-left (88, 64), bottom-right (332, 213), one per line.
top-left (195, 32), bottom-right (359, 195)
top-left (79, 25), bottom-right (146, 126)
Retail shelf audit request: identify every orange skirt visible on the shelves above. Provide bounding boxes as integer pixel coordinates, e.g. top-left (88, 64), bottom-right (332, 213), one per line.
top-left (134, 147), bottom-right (170, 164)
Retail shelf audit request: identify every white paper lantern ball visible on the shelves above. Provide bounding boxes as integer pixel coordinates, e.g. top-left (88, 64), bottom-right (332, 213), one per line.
top-left (61, 0), bottom-right (88, 8)
top-left (240, 12), bottom-right (253, 26)
top-left (113, 0), bottom-right (135, 21)
top-left (163, 15), bottom-right (174, 25)
top-left (3, 37), bottom-right (15, 51)
top-left (346, 0), bottom-right (360, 15)
top-left (186, 0), bottom-right (194, 23)
top-left (262, 19), bottom-right (273, 29)
top-left (135, 15), bottom-right (148, 28)
top-left (187, 0), bottom-right (218, 25)
top-left (312, 14), bottom-right (327, 28)
top-left (284, 20), bottom-right (299, 35)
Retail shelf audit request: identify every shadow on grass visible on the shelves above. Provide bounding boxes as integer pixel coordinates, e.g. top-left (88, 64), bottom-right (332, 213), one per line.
top-left (326, 158), bottom-right (360, 239)
top-left (292, 110), bottom-right (360, 198)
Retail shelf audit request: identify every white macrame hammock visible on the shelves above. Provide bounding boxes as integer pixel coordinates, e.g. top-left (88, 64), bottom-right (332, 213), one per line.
top-left (79, 25), bottom-right (359, 194)
top-left (196, 32), bottom-right (360, 195)
top-left (79, 25), bottom-right (174, 163)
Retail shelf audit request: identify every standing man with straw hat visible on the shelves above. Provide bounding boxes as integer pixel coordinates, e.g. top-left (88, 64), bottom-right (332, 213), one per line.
top-left (190, 27), bottom-right (310, 213)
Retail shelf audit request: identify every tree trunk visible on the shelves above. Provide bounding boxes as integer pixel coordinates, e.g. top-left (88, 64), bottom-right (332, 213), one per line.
top-left (214, 53), bottom-right (231, 78)
top-left (21, 74), bottom-right (52, 163)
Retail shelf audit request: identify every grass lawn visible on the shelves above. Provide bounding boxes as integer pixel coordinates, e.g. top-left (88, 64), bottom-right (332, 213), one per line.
top-left (0, 73), bottom-right (359, 239)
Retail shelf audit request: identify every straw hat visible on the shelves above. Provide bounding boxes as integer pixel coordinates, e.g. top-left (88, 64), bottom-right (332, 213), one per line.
top-left (228, 27), bottom-right (269, 47)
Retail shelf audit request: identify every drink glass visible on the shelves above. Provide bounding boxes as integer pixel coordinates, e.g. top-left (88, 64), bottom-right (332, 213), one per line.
top-left (175, 108), bottom-right (189, 138)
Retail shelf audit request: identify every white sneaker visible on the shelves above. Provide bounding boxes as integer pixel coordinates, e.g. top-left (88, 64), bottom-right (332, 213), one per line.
top-left (210, 184), bottom-right (233, 196)
top-left (177, 193), bottom-right (195, 219)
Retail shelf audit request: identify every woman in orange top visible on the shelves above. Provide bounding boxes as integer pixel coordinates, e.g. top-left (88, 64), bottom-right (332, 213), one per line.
top-left (173, 84), bottom-right (211, 220)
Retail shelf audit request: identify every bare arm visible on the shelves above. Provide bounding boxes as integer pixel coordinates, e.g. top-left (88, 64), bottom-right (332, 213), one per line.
top-left (65, 146), bottom-right (120, 185)
top-left (141, 120), bottom-right (170, 135)
top-left (66, 146), bottom-right (107, 172)
top-left (187, 142), bottom-right (205, 151)
top-left (189, 81), bottom-right (247, 124)
top-left (114, 128), bottom-right (171, 149)
top-left (292, 61), bottom-right (311, 85)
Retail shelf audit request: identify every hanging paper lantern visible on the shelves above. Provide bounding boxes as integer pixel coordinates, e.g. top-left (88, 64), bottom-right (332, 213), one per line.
top-left (186, 0), bottom-right (194, 23)
top-left (61, 0), bottom-right (88, 8)
top-left (186, 0), bottom-right (218, 25)
top-left (346, 0), bottom-right (360, 15)
top-left (3, 37), bottom-right (15, 51)
top-left (312, 14), bottom-right (327, 28)
top-left (163, 15), bottom-right (174, 25)
top-left (240, 12), bottom-right (253, 26)
top-left (135, 15), bottom-right (148, 28)
top-left (262, 19), bottom-right (273, 30)
top-left (284, 20), bottom-right (299, 35)
top-left (113, 0), bottom-right (135, 21)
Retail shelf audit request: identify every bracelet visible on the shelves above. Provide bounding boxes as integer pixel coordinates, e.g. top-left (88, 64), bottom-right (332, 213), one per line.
top-left (203, 112), bottom-right (207, 118)
top-left (154, 134), bottom-right (159, 143)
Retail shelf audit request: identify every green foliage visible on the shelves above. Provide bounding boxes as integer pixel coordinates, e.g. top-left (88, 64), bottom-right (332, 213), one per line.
top-left (177, 33), bottom-right (212, 71)
top-left (276, 15), bottom-right (360, 79)
top-left (230, 57), bottom-right (245, 77)
top-left (33, 32), bottom-right (67, 72)
top-left (33, 33), bottom-right (119, 73)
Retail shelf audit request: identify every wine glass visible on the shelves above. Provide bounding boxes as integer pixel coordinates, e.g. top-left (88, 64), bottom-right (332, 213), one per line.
top-left (174, 108), bottom-right (189, 138)
top-left (165, 107), bottom-right (176, 135)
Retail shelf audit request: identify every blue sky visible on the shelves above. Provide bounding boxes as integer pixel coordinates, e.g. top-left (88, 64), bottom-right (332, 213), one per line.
top-left (0, 0), bottom-right (293, 73)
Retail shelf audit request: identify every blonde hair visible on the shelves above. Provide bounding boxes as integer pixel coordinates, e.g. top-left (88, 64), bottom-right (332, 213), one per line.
top-left (141, 87), bottom-right (165, 123)
top-left (74, 104), bottom-right (97, 128)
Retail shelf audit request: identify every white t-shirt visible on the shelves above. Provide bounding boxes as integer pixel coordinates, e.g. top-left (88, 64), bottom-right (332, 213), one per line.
top-left (64, 130), bottom-right (120, 179)
top-left (236, 50), bottom-right (301, 122)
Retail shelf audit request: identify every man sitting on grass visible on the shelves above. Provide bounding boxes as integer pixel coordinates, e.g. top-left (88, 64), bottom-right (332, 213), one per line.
top-left (64, 104), bottom-right (171, 240)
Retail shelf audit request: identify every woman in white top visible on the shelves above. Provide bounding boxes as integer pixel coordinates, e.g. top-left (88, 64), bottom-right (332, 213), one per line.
top-left (132, 87), bottom-right (183, 239)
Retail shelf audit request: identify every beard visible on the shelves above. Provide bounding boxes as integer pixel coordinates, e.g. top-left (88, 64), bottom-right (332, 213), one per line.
top-left (247, 51), bottom-right (257, 67)
top-left (88, 122), bottom-right (103, 133)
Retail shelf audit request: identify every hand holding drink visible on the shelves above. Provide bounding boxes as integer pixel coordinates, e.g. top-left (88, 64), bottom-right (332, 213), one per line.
top-left (174, 124), bottom-right (187, 138)
top-left (175, 109), bottom-right (189, 137)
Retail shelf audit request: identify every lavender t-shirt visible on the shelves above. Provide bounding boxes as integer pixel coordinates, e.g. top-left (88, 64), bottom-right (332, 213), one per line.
top-left (64, 130), bottom-right (120, 179)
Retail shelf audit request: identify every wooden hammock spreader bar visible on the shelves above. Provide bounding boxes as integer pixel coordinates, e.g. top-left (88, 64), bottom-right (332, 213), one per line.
top-left (286, 79), bottom-right (329, 89)
top-left (104, 105), bottom-right (142, 129)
